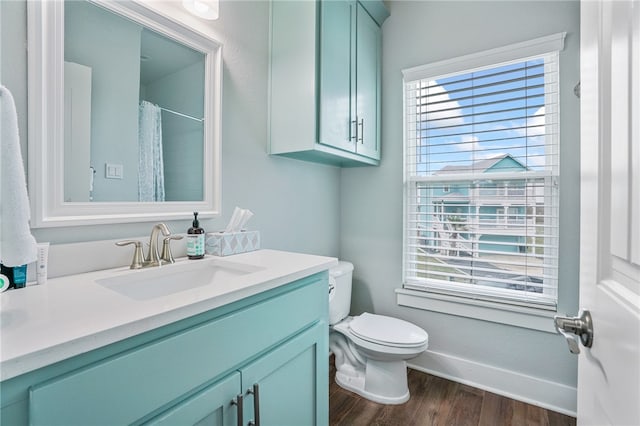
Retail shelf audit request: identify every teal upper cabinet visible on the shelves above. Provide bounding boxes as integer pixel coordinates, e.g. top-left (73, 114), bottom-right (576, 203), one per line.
top-left (269, 0), bottom-right (388, 167)
top-left (318, 0), bottom-right (353, 154)
top-left (354, 3), bottom-right (382, 160)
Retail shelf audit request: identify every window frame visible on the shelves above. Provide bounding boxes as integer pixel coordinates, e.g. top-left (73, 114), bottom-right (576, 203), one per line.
top-left (400, 33), bottom-right (566, 330)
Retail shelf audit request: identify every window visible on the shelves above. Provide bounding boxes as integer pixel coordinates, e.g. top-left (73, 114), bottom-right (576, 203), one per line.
top-left (402, 34), bottom-right (565, 310)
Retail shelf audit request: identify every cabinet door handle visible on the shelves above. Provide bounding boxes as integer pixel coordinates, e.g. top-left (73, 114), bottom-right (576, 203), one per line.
top-left (350, 120), bottom-right (358, 141)
top-left (231, 394), bottom-right (243, 426)
top-left (358, 118), bottom-right (364, 144)
top-left (247, 383), bottom-right (260, 426)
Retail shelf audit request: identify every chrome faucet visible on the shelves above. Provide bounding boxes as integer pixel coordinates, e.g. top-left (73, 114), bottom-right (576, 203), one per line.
top-left (116, 223), bottom-right (183, 269)
top-left (146, 223), bottom-right (172, 267)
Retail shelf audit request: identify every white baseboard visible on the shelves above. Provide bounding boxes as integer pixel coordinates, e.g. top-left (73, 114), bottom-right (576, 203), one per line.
top-left (408, 350), bottom-right (577, 417)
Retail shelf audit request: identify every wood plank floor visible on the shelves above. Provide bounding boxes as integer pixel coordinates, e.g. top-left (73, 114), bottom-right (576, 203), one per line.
top-left (329, 358), bottom-right (576, 426)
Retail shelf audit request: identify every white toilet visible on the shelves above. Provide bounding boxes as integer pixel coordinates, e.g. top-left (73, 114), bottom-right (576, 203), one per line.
top-left (328, 261), bottom-right (428, 405)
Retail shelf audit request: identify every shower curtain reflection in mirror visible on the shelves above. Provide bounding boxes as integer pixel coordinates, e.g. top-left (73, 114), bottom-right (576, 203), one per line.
top-left (138, 101), bottom-right (165, 202)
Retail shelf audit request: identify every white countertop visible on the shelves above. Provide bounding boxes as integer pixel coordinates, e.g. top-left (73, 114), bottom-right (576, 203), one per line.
top-left (0, 249), bottom-right (337, 381)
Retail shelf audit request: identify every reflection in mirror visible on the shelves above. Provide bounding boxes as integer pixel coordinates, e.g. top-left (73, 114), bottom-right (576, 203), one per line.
top-left (63, 1), bottom-right (204, 203)
top-left (27, 0), bottom-right (222, 227)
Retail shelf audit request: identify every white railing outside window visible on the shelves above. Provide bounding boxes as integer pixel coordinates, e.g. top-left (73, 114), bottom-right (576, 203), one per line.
top-left (402, 34), bottom-right (564, 309)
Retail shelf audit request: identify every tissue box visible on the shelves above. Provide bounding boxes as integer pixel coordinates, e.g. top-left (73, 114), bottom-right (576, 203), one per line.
top-left (205, 231), bottom-right (261, 256)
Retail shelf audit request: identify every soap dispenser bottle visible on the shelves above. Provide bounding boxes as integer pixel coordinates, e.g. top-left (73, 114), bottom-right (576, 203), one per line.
top-left (187, 212), bottom-right (205, 259)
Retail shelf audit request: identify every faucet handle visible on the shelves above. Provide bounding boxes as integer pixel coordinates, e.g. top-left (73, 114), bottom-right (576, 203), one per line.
top-left (116, 240), bottom-right (145, 269)
top-left (161, 235), bottom-right (184, 264)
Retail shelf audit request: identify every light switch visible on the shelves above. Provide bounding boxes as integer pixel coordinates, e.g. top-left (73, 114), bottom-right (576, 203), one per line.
top-left (105, 163), bottom-right (124, 179)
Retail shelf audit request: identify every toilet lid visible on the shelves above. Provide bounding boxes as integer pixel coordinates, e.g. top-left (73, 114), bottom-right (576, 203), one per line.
top-left (349, 313), bottom-right (428, 347)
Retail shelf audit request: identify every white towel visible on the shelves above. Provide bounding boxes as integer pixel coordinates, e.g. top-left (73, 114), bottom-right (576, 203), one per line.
top-left (0, 85), bottom-right (38, 267)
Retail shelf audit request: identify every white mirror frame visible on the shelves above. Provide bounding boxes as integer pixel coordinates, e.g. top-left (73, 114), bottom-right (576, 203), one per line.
top-left (27, 0), bottom-right (222, 227)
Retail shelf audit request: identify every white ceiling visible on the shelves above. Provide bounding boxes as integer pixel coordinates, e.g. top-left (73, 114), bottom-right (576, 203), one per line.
top-left (139, 28), bottom-right (204, 85)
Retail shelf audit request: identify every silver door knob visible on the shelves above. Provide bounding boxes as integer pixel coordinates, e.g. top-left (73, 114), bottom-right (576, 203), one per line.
top-left (554, 310), bottom-right (594, 354)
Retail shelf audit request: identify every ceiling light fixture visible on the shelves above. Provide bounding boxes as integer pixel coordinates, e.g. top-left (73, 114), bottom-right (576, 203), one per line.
top-left (182, 0), bottom-right (219, 20)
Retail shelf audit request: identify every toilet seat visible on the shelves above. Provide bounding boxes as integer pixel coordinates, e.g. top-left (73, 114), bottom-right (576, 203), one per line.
top-left (349, 313), bottom-right (428, 348)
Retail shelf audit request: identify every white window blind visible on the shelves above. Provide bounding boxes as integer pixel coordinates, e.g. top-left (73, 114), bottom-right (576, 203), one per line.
top-left (403, 35), bottom-right (563, 309)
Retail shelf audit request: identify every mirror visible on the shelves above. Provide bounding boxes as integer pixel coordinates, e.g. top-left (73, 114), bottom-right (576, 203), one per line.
top-left (27, 0), bottom-right (222, 227)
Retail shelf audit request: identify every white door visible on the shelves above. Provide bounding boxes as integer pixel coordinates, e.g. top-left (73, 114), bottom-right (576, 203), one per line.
top-left (577, 0), bottom-right (640, 425)
top-left (64, 61), bottom-right (92, 202)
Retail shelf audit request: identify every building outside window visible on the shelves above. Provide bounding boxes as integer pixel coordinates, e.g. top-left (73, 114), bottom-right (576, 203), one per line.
top-left (402, 34), bottom-right (565, 310)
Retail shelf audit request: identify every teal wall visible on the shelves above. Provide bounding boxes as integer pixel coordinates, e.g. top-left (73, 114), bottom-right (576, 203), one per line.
top-left (0, 0), bottom-right (340, 256)
top-left (144, 61), bottom-right (205, 202)
top-left (340, 0), bottom-right (580, 392)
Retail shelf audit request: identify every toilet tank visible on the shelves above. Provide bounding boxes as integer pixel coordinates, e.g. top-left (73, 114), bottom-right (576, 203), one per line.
top-left (328, 261), bottom-right (354, 325)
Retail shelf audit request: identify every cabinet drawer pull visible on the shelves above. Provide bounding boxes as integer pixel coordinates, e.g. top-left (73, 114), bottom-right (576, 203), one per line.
top-left (247, 383), bottom-right (260, 426)
top-left (350, 120), bottom-right (358, 141)
top-left (358, 118), bottom-right (364, 143)
top-left (231, 394), bottom-right (243, 426)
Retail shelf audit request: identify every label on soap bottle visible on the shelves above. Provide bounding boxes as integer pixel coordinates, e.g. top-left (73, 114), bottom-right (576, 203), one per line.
top-left (187, 234), bottom-right (205, 257)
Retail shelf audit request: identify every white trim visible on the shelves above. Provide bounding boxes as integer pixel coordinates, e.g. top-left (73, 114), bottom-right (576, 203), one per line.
top-left (408, 350), bottom-right (577, 417)
top-left (402, 36), bottom-right (562, 310)
top-left (408, 170), bottom-right (554, 184)
top-left (402, 32), bottom-right (566, 81)
top-left (396, 288), bottom-right (557, 333)
top-left (27, 0), bottom-right (223, 227)
top-left (403, 277), bottom-right (557, 307)
top-left (633, 0), bottom-right (640, 266)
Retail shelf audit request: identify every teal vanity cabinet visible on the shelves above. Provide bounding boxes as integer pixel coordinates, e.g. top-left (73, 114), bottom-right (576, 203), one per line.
top-left (152, 323), bottom-right (324, 426)
top-left (0, 273), bottom-right (329, 426)
top-left (269, 0), bottom-right (389, 167)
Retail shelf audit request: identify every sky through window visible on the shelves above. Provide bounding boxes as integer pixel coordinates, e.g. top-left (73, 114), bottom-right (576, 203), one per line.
top-left (415, 58), bottom-right (549, 176)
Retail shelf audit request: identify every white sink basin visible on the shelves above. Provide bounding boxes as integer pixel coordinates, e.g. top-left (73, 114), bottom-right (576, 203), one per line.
top-left (96, 259), bottom-right (264, 301)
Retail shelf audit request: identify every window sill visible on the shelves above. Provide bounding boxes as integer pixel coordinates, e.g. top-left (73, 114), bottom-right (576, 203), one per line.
top-left (395, 288), bottom-right (557, 333)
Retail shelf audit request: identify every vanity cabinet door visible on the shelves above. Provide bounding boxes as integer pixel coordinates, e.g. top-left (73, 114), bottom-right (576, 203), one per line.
top-left (146, 372), bottom-right (241, 426)
top-left (240, 322), bottom-right (328, 426)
